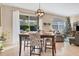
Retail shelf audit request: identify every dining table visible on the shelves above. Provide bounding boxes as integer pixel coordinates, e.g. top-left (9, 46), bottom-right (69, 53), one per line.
top-left (19, 32), bottom-right (56, 56)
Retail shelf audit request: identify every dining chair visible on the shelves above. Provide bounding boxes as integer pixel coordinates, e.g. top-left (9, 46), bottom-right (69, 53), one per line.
top-left (29, 32), bottom-right (42, 56)
top-left (44, 32), bottom-right (56, 53)
top-left (45, 38), bottom-right (56, 53)
top-left (24, 37), bottom-right (30, 51)
top-left (45, 38), bottom-right (51, 51)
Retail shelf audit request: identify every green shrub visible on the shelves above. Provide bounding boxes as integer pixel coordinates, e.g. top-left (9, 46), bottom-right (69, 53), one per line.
top-left (20, 25), bottom-right (29, 31)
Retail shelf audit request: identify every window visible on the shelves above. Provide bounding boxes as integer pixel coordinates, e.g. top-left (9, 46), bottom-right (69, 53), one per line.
top-left (29, 16), bottom-right (38, 31)
top-left (19, 15), bottom-right (38, 32)
top-left (52, 18), bottom-right (65, 33)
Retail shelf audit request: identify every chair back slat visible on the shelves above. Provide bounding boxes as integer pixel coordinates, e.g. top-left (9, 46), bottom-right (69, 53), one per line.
top-left (29, 32), bottom-right (41, 47)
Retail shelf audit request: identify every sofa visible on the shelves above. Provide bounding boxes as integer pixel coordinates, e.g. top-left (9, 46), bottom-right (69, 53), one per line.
top-left (69, 31), bottom-right (79, 46)
top-left (55, 32), bottom-right (64, 42)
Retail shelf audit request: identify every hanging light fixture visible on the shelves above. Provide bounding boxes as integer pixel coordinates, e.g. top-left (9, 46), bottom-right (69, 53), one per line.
top-left (35, 3), bottom-right (45, 17)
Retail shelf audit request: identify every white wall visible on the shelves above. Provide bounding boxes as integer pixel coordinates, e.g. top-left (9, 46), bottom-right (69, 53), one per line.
top-left (39, 19), bottom-right (43, 30)
top-left (1, 6), bottom-right (13, 45)
top-left (12, 10), bottom-right (20, 44)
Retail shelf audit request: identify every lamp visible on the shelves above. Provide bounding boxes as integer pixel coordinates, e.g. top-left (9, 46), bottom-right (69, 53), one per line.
top-left (35, 3), bottom-right (45, 17)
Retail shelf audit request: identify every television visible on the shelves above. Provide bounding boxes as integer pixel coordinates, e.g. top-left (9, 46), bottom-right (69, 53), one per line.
top-left (76, 26), bottom-right (79, 31)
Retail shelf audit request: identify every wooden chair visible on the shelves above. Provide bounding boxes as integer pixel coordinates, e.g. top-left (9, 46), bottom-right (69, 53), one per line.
top-left (45, 38), bottom-right (56, 53)
top-left (29, 32), bottom-right (42, 56)
top-left (44, 32), bottom-right (56, 53)
top-left (24, 37), bottom-right (30, 51)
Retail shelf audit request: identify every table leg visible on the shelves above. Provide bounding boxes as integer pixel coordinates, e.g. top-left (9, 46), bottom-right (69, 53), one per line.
top-left (52, 38), bottom-right (54, 56)
top-left (19, 36), bottom-right (22, 56)
top-left (54, 42), bottom-right (56, 53)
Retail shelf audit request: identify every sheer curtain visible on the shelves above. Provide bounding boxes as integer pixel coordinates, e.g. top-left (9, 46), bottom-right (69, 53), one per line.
top-left (52, 18), bottom-right (65, 34)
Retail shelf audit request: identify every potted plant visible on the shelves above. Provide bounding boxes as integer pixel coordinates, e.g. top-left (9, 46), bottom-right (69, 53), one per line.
top-left (0, 32), bottom-right (6, 51)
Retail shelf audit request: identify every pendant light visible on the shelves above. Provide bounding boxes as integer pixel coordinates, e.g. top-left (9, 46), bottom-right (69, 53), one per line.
top-left (35, 3), bottom-right (45, 17)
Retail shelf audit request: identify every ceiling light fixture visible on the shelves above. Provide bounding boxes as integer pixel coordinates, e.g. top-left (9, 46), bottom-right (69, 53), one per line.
top-left (35, 3), bottom-right (45, 17)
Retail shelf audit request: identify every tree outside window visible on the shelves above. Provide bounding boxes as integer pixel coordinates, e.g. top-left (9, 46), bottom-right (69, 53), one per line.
top-left (20, 15), bottom-right (38, 32)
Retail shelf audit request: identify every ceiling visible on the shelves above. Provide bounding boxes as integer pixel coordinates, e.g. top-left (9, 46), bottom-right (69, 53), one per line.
top-left (2, 3), bottom-right (79, 16)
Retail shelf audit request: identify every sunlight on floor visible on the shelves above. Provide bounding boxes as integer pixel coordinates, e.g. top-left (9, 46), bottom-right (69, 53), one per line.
top-left (0, 41), bottom-right (79, 56)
